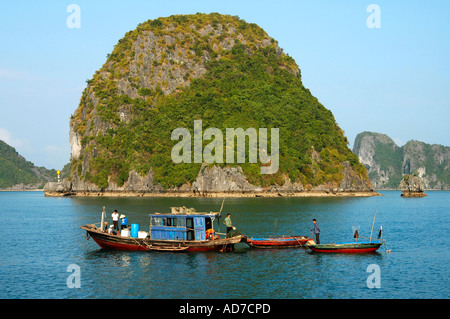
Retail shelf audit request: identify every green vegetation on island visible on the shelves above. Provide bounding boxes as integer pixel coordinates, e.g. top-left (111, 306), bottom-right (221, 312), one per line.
top-left (70, 13), bottom-right (368, 190)
top-left (0, 140), bottom-right (57, 189)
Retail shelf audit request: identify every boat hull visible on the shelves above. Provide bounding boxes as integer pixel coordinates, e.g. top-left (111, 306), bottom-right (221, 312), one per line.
top-left (245, 236), bottom-right (311, 248)
top-left (307, 242), bottom-right (382, 253)
top-left (81, 225), bottom-right (245, 252)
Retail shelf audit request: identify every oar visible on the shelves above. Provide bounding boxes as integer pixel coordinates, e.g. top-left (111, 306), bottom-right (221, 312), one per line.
top-left (287, 230), bottom-right (303, 246)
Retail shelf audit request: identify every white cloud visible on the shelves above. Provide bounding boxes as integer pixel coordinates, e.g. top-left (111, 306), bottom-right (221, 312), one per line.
top-left (44, 144), bottom-right (62, 153)
top-left (0, 128), bottom-right (23, 149)
top-left (0, 128), bottom-right (69, 169)
top-left (43, 144), bottom-right (71, 170)
top-left (0, 68), bottom-right (43, 81)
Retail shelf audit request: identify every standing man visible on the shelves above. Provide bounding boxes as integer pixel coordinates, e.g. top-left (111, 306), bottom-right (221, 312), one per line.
top-left (112, 210), bottom-right (120, 233)
top-left (224, 213), bottom-right (236, 233)
top-left (311, 219), bottom-right (321, 244)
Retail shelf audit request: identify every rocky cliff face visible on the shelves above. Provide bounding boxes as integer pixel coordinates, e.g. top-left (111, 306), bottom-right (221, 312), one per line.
top-left (45, 161), bottom-right (374, 197)
top-left (400, 175), bottom-right (427, 197)
top-left (353, 132), bottom-right (449, 189)
top-left (48, 13), bottom-right (375, 197)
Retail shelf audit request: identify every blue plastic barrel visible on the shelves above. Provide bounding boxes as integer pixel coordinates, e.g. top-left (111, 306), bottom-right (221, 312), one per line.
top-left (130, 224), bottom-right (140, 238)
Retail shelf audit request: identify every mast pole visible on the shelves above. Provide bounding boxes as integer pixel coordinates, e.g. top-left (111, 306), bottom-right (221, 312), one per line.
top-left (101, 206), bottom-right (106, 232)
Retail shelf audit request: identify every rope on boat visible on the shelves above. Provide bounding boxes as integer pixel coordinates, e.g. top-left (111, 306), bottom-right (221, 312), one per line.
top-left (220, 243), bottom-right (227, 253)
top-left (383, 239), bottom-right (391, 253)
top-left (142, 240), bottom-right (155, 251)
top-left (131, 237), bottom-right (145, 250)
top-left (287, 230), bottom-right (303, 246)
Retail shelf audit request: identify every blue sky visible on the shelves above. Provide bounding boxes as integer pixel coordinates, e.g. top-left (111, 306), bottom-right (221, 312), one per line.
top-left (0, 1), bottom-right (449, 170)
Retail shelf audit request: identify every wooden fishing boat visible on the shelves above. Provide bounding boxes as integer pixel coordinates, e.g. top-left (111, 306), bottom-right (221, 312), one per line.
top-left (306, 241), bottom-right (383, 253)
top-left (245, 235), bottom-right (311, 248)
top-left (81, 206), bottom-right (246, 252)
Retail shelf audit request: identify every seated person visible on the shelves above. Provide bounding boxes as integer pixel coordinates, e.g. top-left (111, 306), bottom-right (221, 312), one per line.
top-left (206, 228), bottom-right (215, 240)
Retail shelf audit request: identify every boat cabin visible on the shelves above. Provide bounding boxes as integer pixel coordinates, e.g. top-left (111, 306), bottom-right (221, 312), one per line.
top-left (149, 206), bottom-right (221, 241)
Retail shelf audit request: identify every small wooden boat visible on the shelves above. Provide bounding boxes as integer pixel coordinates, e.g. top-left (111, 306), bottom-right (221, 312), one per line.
top-left (306, 241), bottom-right (383, 253)
top-left (245, 235), bottom-right (311, 248)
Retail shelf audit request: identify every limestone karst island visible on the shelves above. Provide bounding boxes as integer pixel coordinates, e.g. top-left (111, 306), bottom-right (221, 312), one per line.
top-left (44, 13), bottom-right (377, 197)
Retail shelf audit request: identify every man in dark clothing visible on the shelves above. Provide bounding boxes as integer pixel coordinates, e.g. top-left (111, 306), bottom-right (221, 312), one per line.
top-left (224, 214), bottom-right (235, 233)
top-left (311, 219), bottom-right (320, 244)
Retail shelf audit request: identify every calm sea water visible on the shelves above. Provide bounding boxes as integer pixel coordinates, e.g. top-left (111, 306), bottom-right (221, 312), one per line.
top-left (0, 191), bottom-right (448, 299)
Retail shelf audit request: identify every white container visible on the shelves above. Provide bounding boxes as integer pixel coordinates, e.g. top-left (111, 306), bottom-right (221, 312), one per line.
top-left (138, 231), bottom-right (148, 239)
top-left (121, 229), bottom-right (130, 237)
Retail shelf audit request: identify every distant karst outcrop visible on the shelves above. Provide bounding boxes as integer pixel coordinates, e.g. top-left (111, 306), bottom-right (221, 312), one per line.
top-left (400, 175), bottom-right (427, 197)
top-left (46, 13), bottom-right (376, 197)
top-left (0, 140), bottom-right (57, 189)
top-left (353, 132), bottom-right (449, 190)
